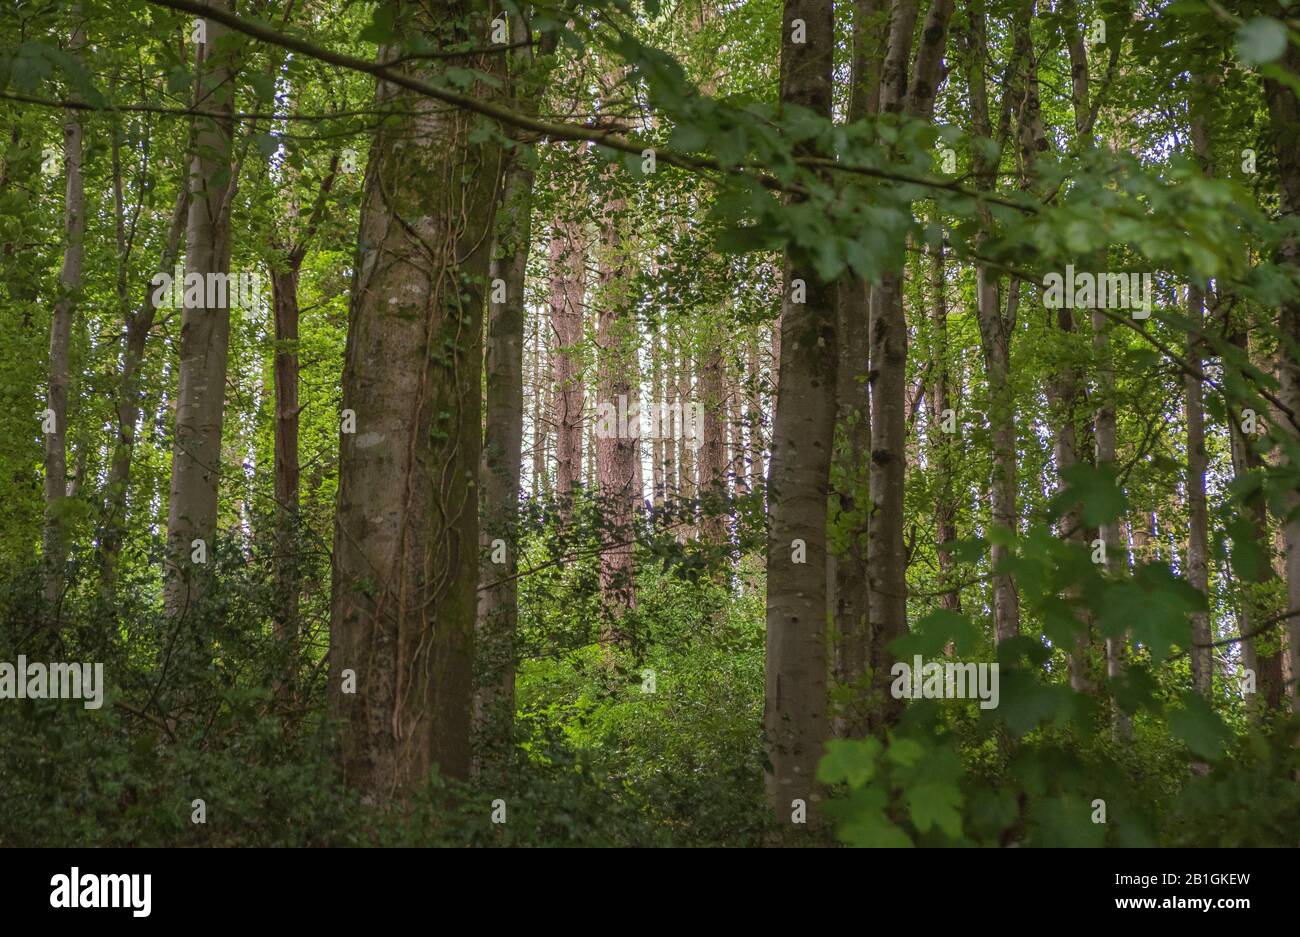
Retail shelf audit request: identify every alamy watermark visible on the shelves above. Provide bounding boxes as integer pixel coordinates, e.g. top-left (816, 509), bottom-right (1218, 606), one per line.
top-left (50, 868), bottom-right (150, 917)
top-left (594, 394), bottom-right (703, 447)
top-left (150, 266), bottom-right (266, 310)
top-left (0, 656), bottom-right (104, 709)
top-left (1042, 264), bottom-right (1153, 319)
top-left (890, 655), bottom-right (999, 709)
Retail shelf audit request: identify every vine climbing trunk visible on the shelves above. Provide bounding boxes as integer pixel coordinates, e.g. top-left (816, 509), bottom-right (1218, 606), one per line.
top-left (329, 0), bottom-right (503, 794)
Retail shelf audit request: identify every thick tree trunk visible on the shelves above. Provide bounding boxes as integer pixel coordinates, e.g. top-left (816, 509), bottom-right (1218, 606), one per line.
top-left (164, 2), bottom-right (236, 619)
top-left (1263, 16), bottom-right (1300, 713)
top-left (329, 0), bottom-right (502, 794)
top-left (764, 0), bottom-right (835, 820)
top-left (42, 18), bottom-right (87, 619)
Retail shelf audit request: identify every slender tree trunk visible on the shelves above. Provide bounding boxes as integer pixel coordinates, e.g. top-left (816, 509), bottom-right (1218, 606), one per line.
top-left (664, 341), bottom-right (678, 500)
top-left (329, 0), bottom-right (503, 793)
top-left (1093, 301), bottom-right (1132, 733)
top-left (831, 0), bottom-right (881, 738)
top-left (594, 188), bottom-right (638, 633)
top-left (764, 0), bottom-right (835, 821)
top-left (747, 338), bottom-right (764, 495)
top-left (1225, 323), bottom-right (1287, 714)
top-left (270, 267), bottom-right (301, 694)
top-left (100, 186), bottom-right (189, 597)
top-left (926, 234), bottom-right (961, 615)
top-left (678, 346), bottom-right (696, 538)
top-left (698, 328), bottom-right (727, 543)
top-left (549, 216), bottom-right (585, 517)
top-left (1186, 295), bottom-right (1212, 701)
top-left (42, 17), bottom-right (87, 619)
top-left (475, 177), bottom-right (532, 767)
top-left (651, 322), bottom-right (666, 511)
top-left (864, 0), bottom-right (953, 730)
top-left (531, 314), bottom-right (546, 499)
top-left (164, 1), bottom-right (236, 619)
top-left (964, 4), bottom-right (1020, 643)
top-left (729, 370), bottom-right (747, 498)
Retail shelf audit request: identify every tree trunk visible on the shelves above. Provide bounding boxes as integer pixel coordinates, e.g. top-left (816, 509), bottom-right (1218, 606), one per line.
top-left (531, 314), bottom-right (547, 499)
top-left (99, 185), bottom-right (189, 598)
top-left (329, 0), bottom-right (502, 794)
top-left (270, 267), bottom-right (302, 697)
top-left (549, 216), bottom-right (585, 517)
top-left (1225, 322), bottom-right (1287, 714)
top-left (729, 369), bottom-right (747, 498)
top-left (164, 1), bottom-right (236, 619)
top-left (697, 329), bottom-right (727, 543)
top-left (764, 0), bottom-right (835, 821)
top-left (42, 17), bottom-right (87, 619)
top-left (594, 188), bottom-right (638, 633)
top-left (1263, 11), bottom-right (1300, 714)
top-left (926, 234), bottom-right (960, 615)
top-left (678, 347), bottom-right (696, 538)
top-left (830, 0), bottom-right (881, 738)
top-left (864, 0), bottom-right (953, 730)
top-left (964, 4), bottom-right (1020, 644)
top-left (651, 322), bottom-right (666, 511)
top-left (476, 197), bottom-right (531, 767)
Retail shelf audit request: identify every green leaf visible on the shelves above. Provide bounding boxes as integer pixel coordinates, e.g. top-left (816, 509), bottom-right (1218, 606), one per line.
top-left (907, 780), bottom-right (963, 838)
top-left (817, 737), bottom-right (880, 788)
top-left (1168, 691), bottom-right (1230, 760)
top-left (359, 7), bottom-right (399, 44)
top-left (888, 609), bottom-right (980, 658)
top-left (1237, 17), bottom-right (1288, 66)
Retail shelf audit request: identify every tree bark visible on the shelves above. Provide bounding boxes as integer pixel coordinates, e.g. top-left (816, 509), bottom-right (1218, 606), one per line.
top-left (594, 185), bottom-right (639, 633)
top-left (926, 233), bottom-right (960, 615)
top-left (865, 0), bottom-right (953, 730)
top-left (697, 328), bottom-right (728, 543)
top-left (1263, 9), bottom-right (1300, 714)
top-left (42, 17), bottom-right (87, 620)
top-left (164, 0), bottom-right (236, 619)
top-left (831, 0), bottom-right (882, 738)
top-left (99, 182), bottom-right (189, 597)
top-left (329, 0), bottom-right (503, 794)
top-left (1186, 95), bottom-right (1215, 700)
top-left (963, 2), bottom-right (1020, 644)
top-left (764, 0), bottom-right (836, 820)
top-left (549, 215), bottom-right (585, 518)
top-left (1225, 321), bottom-right (1287, 713)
